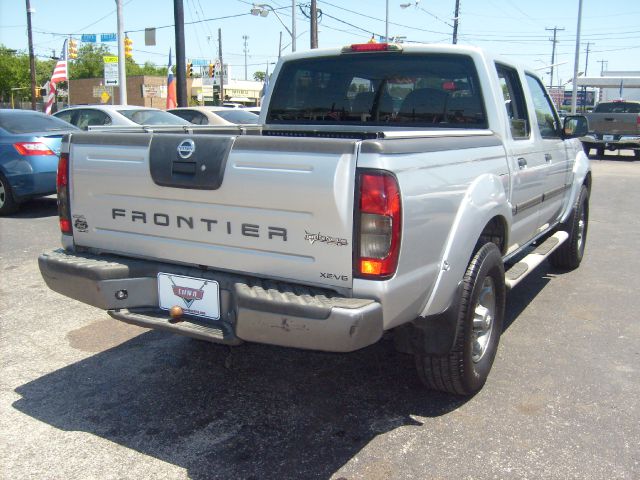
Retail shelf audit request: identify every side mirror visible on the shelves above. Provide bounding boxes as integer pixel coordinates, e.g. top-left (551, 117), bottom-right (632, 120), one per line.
top-left (562, 115), bottom-right (588, 138)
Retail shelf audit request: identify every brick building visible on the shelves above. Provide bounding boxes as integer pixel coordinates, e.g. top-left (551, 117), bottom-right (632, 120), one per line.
top-left (68, 76), bottom-right (193, 109)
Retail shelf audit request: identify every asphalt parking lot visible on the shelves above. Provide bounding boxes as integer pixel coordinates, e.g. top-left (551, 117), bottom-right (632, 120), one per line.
top-left (1, 154), bottom-right (639, 479)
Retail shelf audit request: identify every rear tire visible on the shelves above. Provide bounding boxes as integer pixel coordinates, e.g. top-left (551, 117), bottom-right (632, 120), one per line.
top-left (596, 147), bottom-right (605, 157)
top-left (0, 173), bottom-right (18, 216)
top-left (550, 185), bottom-right (589, 270)
top-left (582, 143), bottom-right (591, 156)
top-left (415, 243), bottom-right (505, 396)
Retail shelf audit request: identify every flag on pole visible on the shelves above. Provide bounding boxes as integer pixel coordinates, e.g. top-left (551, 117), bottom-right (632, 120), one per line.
top-left (45, 39), bottom-right (68, 115)
top-left (166, 48), bottom-right (177, 109)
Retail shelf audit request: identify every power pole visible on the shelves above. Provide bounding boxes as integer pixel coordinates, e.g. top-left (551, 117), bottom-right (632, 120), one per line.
top-left (174, 0), bottom-right (187, 107)
top-left (291, 0), bottom-right (296, 52)
top-left (570, 0), bottom-right (584, 114)
top-left (546, 26), bottom-right (565, 89)
top-left (278, 31), bottom-right (282, 59)
top-left (218, 28), bottom-right (224, 103)
top-left (310, 0), bottom-right (318, 48)
top-left (597, 59), bottom-right (608, 75)
top-left (581, 42), bottom-right (593, 112)
top-left (385, 0), bottom-right (389, 42)
top-left (115, 0), bottom-right (127, 105)
top-left (25, 0), bottom-right (37, 110)
top-left (243, 35), bottom-right (249, 80)
top-left (452, 0), bottom-right (460, 44)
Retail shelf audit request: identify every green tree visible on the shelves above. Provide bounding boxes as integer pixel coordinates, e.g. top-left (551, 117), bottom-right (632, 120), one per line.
top-left (253, 71), bottom-right (266, 82)
top-left (0, 45), bottom-right (56, 102)
top-left (69, 43), bottom-right (115, 79)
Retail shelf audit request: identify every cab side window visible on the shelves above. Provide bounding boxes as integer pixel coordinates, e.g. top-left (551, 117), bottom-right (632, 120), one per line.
top-left (495, 64), bottom-right (529, 139)
top-left (525, 74), bottom-right (560, 139)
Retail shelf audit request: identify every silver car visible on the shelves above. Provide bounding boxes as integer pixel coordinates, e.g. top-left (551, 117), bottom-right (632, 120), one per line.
top-left (54, 105), bottom-right (190, 130)
top-left (168, 106), bottom-right (259, 126)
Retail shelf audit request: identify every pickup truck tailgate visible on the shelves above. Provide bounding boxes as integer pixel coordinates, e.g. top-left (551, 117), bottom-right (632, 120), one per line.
top-left (68, 133), bottom-right (358, 289)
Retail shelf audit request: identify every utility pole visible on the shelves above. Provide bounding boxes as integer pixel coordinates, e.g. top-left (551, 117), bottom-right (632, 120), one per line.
top-left (571, 0), bottom-right (584, 114)
top-left (25, 0), bottom-right (37, 110)
top-left (597, 59), bottom-right (608, 75)
top-left (581, 42), bottom-right (594, 112)
top-left (452, 0), bottom-right (460, 44)
top-left (545, 26), bottom-right (565, 89)
top-left (243, 35), bottom-right (249, 80)
top-left (310, 0), bottom-right (318, 48)
top-left (174, 0), bottom-right (187, 107)
top-left (115, 0), bottom-right (127, 104)
top-left (291, 0), bottom-right (296, 52)
top-left (385, 0), bottom-right (389, 42)
top-left (278, 31), bottom-right (282, 59)
top-left (218, 28), bottom-right (224, 103)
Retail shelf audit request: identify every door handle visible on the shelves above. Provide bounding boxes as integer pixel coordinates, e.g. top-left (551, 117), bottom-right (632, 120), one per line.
top-left (544, 153), bottom-right (552, 162)
top-left (517, 157), bottom-right (527, 169)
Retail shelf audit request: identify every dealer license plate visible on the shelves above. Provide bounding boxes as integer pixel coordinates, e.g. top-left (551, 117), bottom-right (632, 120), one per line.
top-left (157, 273), bottom-right (220, 320)
top-left (603, 134), bottom-right (614, 141)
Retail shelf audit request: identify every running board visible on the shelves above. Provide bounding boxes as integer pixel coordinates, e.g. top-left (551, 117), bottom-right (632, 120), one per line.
top-left (505, 231), bottom-right (569, 289)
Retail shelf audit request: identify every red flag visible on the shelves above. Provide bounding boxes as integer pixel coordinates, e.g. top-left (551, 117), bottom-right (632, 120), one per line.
top-left (166, 48), bottom-right (176, 110)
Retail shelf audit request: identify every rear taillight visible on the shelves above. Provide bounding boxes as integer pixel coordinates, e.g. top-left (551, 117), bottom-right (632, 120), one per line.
top-left (57, 153), bottom-right (72, 235)
top-left (13, 142), bottom-right (55, 156)
top-left (355, 171), bottom-right (401, 278)
top-left (637, 114), bottom-right (640, 126)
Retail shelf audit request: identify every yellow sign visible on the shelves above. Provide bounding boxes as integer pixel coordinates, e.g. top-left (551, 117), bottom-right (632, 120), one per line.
top-left (103, 56), bottom-right (118, 63)
top-left (100, 91), bottom-right (111, 103)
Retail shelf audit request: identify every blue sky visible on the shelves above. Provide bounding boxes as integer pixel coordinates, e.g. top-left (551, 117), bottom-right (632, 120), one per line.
top-left (1, 0), bottom-right (639, 86)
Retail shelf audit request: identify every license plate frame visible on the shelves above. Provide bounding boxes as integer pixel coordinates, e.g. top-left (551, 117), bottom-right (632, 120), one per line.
top-left (603, 134), bottom-right (614, 141)
top-left (157, 273), bottom-right (220, 320)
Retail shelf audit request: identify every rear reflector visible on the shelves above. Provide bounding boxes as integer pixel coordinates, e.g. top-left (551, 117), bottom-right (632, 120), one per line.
top-left (356, 171), bottom-right (401, 279)
top-left (13, 142), bottom-right (55, 156)
top-left (57, 153), bottom-right (72, 235)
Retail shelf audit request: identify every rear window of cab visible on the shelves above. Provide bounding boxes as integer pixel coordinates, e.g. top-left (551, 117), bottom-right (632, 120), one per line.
top-left (267, 53), bottom-right (487, 129)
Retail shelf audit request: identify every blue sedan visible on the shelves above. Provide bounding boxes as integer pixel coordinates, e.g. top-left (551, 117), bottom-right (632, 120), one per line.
top-left (0, 109), bottom-right (78, 215)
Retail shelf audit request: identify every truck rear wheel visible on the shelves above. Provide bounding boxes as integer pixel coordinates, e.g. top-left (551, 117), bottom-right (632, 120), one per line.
top-left (550, 185), bottom-right (589, 270)
top-left (415, 243), bottom-right (505, 396)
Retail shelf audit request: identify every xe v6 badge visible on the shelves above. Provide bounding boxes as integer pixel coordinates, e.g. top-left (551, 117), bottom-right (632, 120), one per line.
top-left (177, 139), bottom-right (195, 159)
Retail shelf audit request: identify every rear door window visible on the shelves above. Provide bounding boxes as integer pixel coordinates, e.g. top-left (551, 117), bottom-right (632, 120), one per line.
top-left (495, 63), bottom-right (529, 139)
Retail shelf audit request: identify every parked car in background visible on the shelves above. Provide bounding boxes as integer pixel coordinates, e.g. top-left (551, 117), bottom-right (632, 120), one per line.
top-left (168, 106), bottom-right (259, 125)
top-left (0, 109), bottom-right (78, 215)
top-left (53, 105), bottom-right (191, 130)
top-left (583, 101), bottom-right (640, 158)
top-left (242, 106), bottom-right (262, 115)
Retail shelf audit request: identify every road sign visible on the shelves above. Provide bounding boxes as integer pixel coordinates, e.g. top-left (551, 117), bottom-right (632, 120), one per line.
top-left (104, 58), bottom-right (119, 87)
top-left (101, 33), bottom-right (117, 42)
top-left (100, 91), bottom-right (110, 103)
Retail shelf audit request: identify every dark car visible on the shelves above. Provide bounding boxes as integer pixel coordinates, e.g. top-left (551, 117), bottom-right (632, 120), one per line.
top-left (0, 109), bottom-right (78, 215)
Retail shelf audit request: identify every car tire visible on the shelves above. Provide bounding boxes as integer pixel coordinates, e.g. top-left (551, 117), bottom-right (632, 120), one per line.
top-left (415, 243), bottom-right (505, 396)
top-left (596, 147), bottom-right (605, 157)
top-left (582, 143), bottom-right (591, 156)
top-left (0, 173), bottom-right (19, 216)
top-left (550, 185), bottom-right (589, 270)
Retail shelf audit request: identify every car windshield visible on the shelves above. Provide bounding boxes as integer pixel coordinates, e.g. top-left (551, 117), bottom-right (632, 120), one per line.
top-left (117, 109), bottom-right (191, 125)
top-left (213, 109), bottom-right (259, 124)
top-left (593, 102), bottom-right (640, 114)
top-left (0, 111), bottom-right (77, 134)
top-left (266, 52), bottom-right (487, 128)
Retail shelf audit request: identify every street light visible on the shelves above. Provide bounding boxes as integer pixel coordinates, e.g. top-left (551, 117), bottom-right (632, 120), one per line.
top-left (251, 3), bottom-right (295, 52)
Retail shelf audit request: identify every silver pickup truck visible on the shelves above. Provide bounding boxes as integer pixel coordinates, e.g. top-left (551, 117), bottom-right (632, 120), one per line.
top-left (39, 44), bottom-right (590, 395)
top-left (583, 101), bottom-right (640, 158)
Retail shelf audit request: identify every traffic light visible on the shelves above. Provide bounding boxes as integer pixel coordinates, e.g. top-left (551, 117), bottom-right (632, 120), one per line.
top-left (68, 38), bottom-right (78, 59)
top-left (208, 63), bottom-right (214, 78)
top-left (187, 62), bottom-right (193, 77)
top-left (124, 36), bottom-right (133, 59)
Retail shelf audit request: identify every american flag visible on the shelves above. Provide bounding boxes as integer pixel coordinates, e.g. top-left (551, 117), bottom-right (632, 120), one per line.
top-left (45, 39), bottom-right (68, 115)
